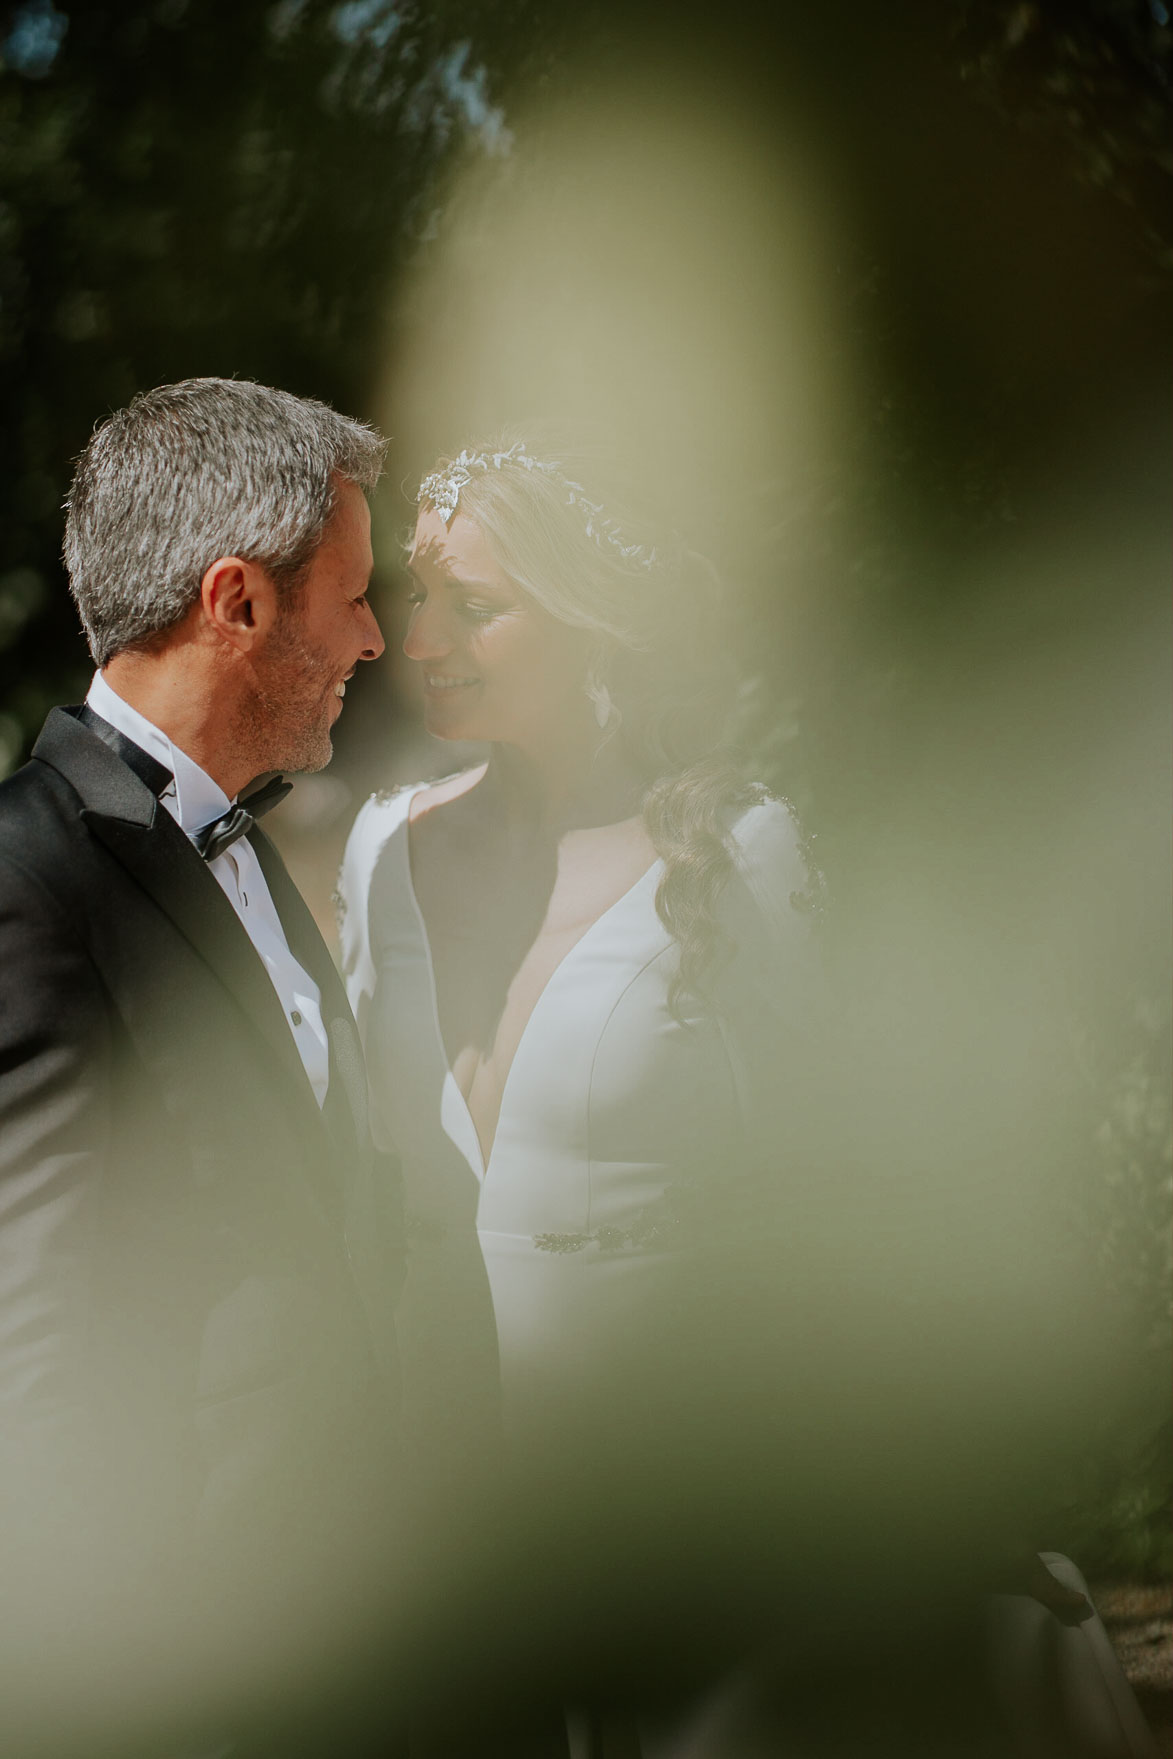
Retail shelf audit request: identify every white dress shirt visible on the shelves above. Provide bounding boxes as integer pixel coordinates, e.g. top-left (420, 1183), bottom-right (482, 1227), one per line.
top-left (86, 670), bottom-right (330, 1107)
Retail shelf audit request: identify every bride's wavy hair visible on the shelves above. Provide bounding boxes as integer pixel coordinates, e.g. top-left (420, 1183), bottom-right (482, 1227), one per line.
top-left (416, 425), bottom-right (763, 1013)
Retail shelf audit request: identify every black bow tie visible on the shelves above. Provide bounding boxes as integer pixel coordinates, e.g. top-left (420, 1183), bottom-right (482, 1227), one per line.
top-left (191, 776), bottom-right (293, 862)
top-left (77, 704), bottom-right (292, 862)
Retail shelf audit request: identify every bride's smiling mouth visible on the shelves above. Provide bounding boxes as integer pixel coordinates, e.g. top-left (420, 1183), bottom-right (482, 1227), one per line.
top-left (423, 673), bottom-right (480, 695)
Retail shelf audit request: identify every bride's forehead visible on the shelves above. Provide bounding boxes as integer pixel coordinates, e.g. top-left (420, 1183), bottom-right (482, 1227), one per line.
top-left (411, 506), bottom-right (505, 579)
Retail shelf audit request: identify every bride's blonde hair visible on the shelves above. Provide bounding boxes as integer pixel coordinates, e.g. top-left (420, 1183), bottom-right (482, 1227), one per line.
top-left (417, 426), bottom-right (762, 1013)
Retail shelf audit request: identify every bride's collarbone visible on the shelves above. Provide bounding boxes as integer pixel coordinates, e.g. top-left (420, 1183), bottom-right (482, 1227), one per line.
top-left (428, 894), bottom-right (608, 957)
top-left (412, 826), bottom-right (551, 923)
top-left (413, 797), bottom-right (652, 889)
top-left (412, 812), bottom-right (659, 1043)
top-left (419, 844), bottom-right (649, 948)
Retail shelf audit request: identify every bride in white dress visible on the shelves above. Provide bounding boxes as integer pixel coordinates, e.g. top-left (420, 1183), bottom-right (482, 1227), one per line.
top-left (337, 432), bottom-right (816, 1488)
top-left (337, 433), bottom-right (1158, 1758)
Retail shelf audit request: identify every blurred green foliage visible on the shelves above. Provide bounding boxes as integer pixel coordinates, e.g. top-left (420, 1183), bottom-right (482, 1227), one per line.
top-left (1062, 991), bottom-right (1173, 1578)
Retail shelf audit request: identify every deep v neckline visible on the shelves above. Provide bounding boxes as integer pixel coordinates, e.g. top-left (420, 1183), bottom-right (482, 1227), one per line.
top-left (400, 785), bottom-right (662, 1180)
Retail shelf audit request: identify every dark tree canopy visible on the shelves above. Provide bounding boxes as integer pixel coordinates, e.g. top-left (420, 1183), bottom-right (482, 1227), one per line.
top-left (0, 0), bottom-right (555, 760)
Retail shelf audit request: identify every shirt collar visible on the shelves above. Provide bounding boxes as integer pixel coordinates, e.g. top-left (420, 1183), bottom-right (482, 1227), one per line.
top-left (86, 670), bottom-right (232, 834)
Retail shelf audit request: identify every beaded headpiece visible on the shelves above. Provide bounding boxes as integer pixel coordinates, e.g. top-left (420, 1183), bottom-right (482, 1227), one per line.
top-left (417, 440), bottom-right (659, 570)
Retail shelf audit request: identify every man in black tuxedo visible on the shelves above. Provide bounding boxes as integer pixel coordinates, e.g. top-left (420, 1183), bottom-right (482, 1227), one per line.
top-left (0, 378), bottom-right (400, 1748)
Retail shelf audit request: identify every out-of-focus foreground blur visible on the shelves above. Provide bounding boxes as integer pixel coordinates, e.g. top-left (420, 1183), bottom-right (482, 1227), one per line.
top-left (0, 0), bottom-right (1168, 1751)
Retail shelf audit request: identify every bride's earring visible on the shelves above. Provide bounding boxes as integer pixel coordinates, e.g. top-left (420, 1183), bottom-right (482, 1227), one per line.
top-left (592, 681), bottom-right (615, 730)
top-left (585, 666), bottom-right (620, 734)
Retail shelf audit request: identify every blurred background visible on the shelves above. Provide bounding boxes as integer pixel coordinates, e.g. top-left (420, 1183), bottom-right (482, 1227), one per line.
top-left (0, 0), bottom-right (1168, 1741)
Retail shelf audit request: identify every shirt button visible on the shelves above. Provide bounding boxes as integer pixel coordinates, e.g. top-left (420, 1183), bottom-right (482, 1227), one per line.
top-left (291, 1010), bottom-right (303, 1026)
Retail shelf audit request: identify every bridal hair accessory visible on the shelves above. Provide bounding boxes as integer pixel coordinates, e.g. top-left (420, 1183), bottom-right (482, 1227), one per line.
top-left (418, 441), bottom-right (660, 570)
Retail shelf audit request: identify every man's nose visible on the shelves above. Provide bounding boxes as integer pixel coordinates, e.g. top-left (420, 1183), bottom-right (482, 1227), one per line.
top-left (359, 599), bottom-right (385, 662)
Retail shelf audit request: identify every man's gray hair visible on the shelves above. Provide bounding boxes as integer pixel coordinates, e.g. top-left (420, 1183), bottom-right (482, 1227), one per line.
top-left (64, 377), bottom-right (387, 665)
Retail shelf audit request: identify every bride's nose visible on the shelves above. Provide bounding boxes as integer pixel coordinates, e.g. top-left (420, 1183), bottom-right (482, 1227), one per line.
top-left (403, 598), bottom-right (454, 663)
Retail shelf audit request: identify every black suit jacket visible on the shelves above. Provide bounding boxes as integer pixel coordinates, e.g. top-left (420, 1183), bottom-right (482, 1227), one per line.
top-left (0, 706), bottom-right (399, 1607)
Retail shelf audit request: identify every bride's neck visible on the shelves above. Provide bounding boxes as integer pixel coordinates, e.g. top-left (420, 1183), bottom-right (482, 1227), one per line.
top-left (486, 730), bottom-right (645, 834)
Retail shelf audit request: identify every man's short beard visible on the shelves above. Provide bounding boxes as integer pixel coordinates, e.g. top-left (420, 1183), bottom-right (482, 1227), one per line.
top-left (235, 608), bottom-right (336, 779)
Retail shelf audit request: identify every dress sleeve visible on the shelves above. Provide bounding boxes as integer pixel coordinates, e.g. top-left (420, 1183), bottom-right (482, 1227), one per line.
top-left (336, 792), bottom-right (397, 1041)
top-left (725, 795), bottom-right (820, 998)
top-left (714, 796), bottom-right (825, 1139)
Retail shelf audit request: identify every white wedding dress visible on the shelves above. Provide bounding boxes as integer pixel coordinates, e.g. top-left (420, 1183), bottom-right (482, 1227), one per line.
top-left (338, 786), bottom-right (1158, 1756)
top-left (337, 781), bottom-right (814, 1461)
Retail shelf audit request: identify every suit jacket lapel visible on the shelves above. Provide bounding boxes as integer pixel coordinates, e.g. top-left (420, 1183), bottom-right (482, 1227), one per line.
top-left (34, 708), bottom-right (322, 1123)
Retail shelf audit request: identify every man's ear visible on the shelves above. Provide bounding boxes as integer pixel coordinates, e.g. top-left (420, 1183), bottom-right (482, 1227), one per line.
top-left (199, 556), bottom-right (279, 652)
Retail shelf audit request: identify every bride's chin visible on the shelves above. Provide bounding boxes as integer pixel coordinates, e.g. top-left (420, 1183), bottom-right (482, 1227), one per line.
top-left (424, 706), bottom-right (480, 740)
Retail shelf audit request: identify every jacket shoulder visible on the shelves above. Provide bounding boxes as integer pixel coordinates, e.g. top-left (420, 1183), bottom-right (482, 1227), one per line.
top-left (0, 754), bottom-right (85, 867)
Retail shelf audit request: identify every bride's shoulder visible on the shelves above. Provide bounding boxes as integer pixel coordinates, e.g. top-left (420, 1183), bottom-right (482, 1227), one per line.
top-left (725, 790), bottom-right (823, 932)
top-left (411, 765), bottom-right (485, 815)
top-left (346, 766), bottom-right (481, 850)
top-left (339, 778), bottom-right (424, 897)
top-left (343, 780), bottom-right (420, 867)
top-left (728, 789), bottom-right (803, 872)
top-left (340, 767), bottom-right (485, 894)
